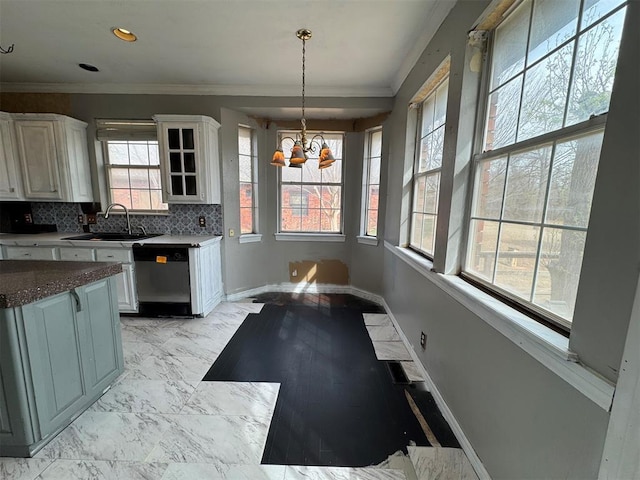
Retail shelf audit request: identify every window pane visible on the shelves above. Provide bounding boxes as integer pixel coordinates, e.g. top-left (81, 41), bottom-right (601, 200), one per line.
top-left (131, 190), bottom-right (151, 210)
top-left (533, 227), bottom-right (586, 320)
top-left (109, 168), bottom-right (130, 189)
top-left (371, 130), bottom-right (382, 157)
top-left (240, 207), bottom-right (253, 234)
top-left (367, 209), bottom-right (378, 236)
top-left (485, 75), bottom-right (522, 150)
top-left (494, 223), bottom-right (541, 298)
top-left (170, 153), bottom-right (182, 173)
top-left (282, 165), bottom-right (302, 183)
top-left (566, 8), bottom-right (626, 126)
top-left (301, 159), bottom-right (322, 183)
top-left (148, 142), bottom-right (160, 166)
top-left (321, 159), bottom-right (342, 183)
top-left (581, 0), bottom-right (625, 29)
top-left (321, 186), bottom-right (341, 211)
top-left (281, 207), bottom-right (301, 231)
top-left (321, 209), bottom-right (340, 232)
top-left (503, 145), bottom-right (552, 222)
top-left (129, 142), bottom-right (150, 166)
top-left (182, 129), bottom-right (195, 150)
top-left (171, 176), bottom-right (183, 196)
top-left (546, 132), bottom-right (603, 227)
top-left (518, 43), bottom-right (574, 142)
top-left (429, 126), bottom-right (445, 170)
top-left (434, 79), bottom-right (449, 128)
top-left (466, 219), bottom-right (500, 282)
top-left (421, 214), bottom-right (437, 255)
top-left (238, 127), bottom-right (251, 156)
top-left (421, 95), bottom-right (436, 136)
top-left (149, 169), bottom-right (162, 189)
top-left (185, 176), bottom-right (197, 196)
top-left (369, 157), bottom-right (381, 184)
top-left (424, 173), bottom-right (440, 215)
top-left (411, 213), bottom-right (424, 248)
top-left (129, 169), bottom-right (150, 189)
top-left (413, 176), bottom-right (426, 213)
top-left (472, 157), bottom-right (507, 219)
top-left (239, 155), bottom-right (252, 182)
top-left (418, 136), bottom-right (431, 173)
top-left (367, 185), bottom-right (379, 213)
top-left (491, 0), bottom-right (531, 89)
top-left (304, 209), bottom-right (322, 232)
top-left (110, 189), bottom-right (132, 209)
top-left (168, 129), bottom-right (180, 149)
top-left (528, 0), bottom-right (580, 65)
top-left (239, 183), bottom-right (253, 208)
top-left (108, 143), bottom-right (129, 165)
top-left (150, 190), bottom-right (166, 210)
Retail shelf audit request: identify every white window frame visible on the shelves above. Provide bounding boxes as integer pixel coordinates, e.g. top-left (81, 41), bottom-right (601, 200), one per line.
top-left (408, 76), bottom-right (449, 259)
top-left (462, 0), bottom-right (629, 330)
top-left (238, 125), bottom-right (260, 240)
top-left (276, 131), bottom-right (345, 240)
top-left (359, 126), bottom-right (382, 245)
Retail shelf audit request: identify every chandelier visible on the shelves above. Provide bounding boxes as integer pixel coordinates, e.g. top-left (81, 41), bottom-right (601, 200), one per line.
top-left (270, 28), bottom-right (335, 169)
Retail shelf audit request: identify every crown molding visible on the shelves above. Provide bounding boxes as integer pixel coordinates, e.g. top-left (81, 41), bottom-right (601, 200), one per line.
top-left (0, 82), bottom-right (394, 98)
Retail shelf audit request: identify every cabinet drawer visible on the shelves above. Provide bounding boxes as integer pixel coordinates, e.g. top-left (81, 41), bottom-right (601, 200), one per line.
top-left (5, 246), bottom-right (57, 260)
top-left (59, 248), bottom-right (95, 262)
top-left (95, 248), bottom-right (133, 263)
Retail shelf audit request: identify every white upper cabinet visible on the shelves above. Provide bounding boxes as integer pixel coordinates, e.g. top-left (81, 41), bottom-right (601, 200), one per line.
top-left (12, 113), bottom-right (93, 202)
top-left (153, 114), bottom-right (221, 204)
top-left (0, 112), bottom-right (23, 200)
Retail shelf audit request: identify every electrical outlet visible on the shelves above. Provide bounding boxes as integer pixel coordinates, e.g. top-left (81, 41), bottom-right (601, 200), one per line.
top-left (87, 213), bottom-right (97, 225)
top-left (198, 216), bottom-right (206, 227)
top-left (420, 331), bottom-right (426, 349)
top-left (78, 214), bottom-right (84, 224)
top-left (23, 213), bottom-right (33, 224)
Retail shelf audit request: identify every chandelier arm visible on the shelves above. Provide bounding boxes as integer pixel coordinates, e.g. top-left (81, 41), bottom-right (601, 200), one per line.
top-left (278, 135), bottom-right (297, 148)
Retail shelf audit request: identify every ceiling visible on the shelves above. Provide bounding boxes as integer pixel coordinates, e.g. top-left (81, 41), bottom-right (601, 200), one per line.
top-left (0, 0), bottom-right (455, 99)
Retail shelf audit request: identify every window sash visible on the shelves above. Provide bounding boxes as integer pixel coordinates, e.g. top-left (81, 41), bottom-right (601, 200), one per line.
top-left (278, 131), bottom-right (345, 234)
top-left (103, 140), bottom-right (167, 213)
top-left (362, 128), bottom-right (382, 237)
top-left (239, 125), bottom-right (258, 235)
top-left (409, 76), bottom-right (448, 257)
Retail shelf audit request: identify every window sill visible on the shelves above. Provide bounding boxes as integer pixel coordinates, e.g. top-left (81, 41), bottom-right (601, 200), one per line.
top-left (357, 235), bottom-right (379, 246)
top-left (384, 241), bottom-right (615, 411)
top-left (238, 234), bottom-right (262, 244)
top-left (275, 233), bottom-right (346, 242)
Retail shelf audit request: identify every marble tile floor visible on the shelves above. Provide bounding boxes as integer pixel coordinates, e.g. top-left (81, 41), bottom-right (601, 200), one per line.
top-left (408, 446), bottom-right (479, 480)
top-left (0, 301), bottom-right (410, 480)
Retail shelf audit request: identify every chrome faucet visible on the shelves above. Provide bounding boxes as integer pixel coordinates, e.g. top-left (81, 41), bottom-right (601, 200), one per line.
top-left (104, 203), bottom-right (132, 235)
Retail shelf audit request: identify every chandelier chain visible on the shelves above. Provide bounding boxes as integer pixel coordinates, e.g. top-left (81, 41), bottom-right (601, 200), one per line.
top-left (301, 36), bottom-right (306, 131)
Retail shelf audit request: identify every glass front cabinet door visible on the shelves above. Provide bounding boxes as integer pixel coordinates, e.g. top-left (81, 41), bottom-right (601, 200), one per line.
top-left (153, 115), bottom-right (221, 204)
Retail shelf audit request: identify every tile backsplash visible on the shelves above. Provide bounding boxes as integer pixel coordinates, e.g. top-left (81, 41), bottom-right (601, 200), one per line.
top-left (32, 203), bottom-right (223, 236)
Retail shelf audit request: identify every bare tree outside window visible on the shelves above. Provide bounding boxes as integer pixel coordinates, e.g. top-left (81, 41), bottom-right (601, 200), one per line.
top-left (279, 132), bottom-right (344, 233)
top-left (467, 0), bottom-right (627, 327)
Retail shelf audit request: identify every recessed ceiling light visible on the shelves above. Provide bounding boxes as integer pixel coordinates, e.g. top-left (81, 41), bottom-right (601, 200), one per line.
top-left (79, 63), bottom-right (99, 72)
top-left (112, 27), bottom-right (137, 42)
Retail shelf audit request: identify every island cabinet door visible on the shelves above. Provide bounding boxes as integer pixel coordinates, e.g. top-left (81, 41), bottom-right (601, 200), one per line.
top-left (21, 292), bottom-right (86, 439)
top-left (75, 278), bottom-right (123, 398)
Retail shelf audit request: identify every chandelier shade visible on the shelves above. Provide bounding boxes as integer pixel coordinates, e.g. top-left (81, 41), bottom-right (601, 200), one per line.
top-left (270, 29), bottom-right (334, 169)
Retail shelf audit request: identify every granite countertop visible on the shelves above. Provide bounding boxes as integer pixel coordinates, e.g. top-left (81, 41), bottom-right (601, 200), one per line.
top-left (0, 260), bottom-right (122, 308)
top-left (0, 233), bottom-right (222, 248)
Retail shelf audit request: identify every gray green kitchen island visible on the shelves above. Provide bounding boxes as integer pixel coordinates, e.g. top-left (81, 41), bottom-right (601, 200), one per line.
top-left (0, 260), bottom-right (124, 457)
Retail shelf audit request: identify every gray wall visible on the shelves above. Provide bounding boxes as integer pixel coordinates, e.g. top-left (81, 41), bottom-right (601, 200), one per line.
top-left (380, 0), bottom-right (639, 478)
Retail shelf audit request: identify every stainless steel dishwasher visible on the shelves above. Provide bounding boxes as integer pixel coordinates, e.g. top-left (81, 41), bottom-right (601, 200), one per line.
top-left (133, 244), bottom-right (192, 316)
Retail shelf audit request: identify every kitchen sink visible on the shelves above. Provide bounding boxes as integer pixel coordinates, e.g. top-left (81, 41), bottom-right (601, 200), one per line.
top-left (62, 233), bottom-right (163, 241)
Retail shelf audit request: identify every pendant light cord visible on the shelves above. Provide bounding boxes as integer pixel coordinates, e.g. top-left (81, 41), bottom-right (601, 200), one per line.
top-left (301, 36), bottom-right (306, 133)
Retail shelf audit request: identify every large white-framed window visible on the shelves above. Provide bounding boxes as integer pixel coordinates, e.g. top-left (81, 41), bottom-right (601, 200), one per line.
top-left (278, 132), bottom-right (344, 234)
top-left (238, 125), bottom-right (258, 235)
top-left (464, 0), bottom-right (628, 329)
top-left (360, 127), bottom-right (382, 239)
top-left (409, 77), bottom-right (449, 258)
